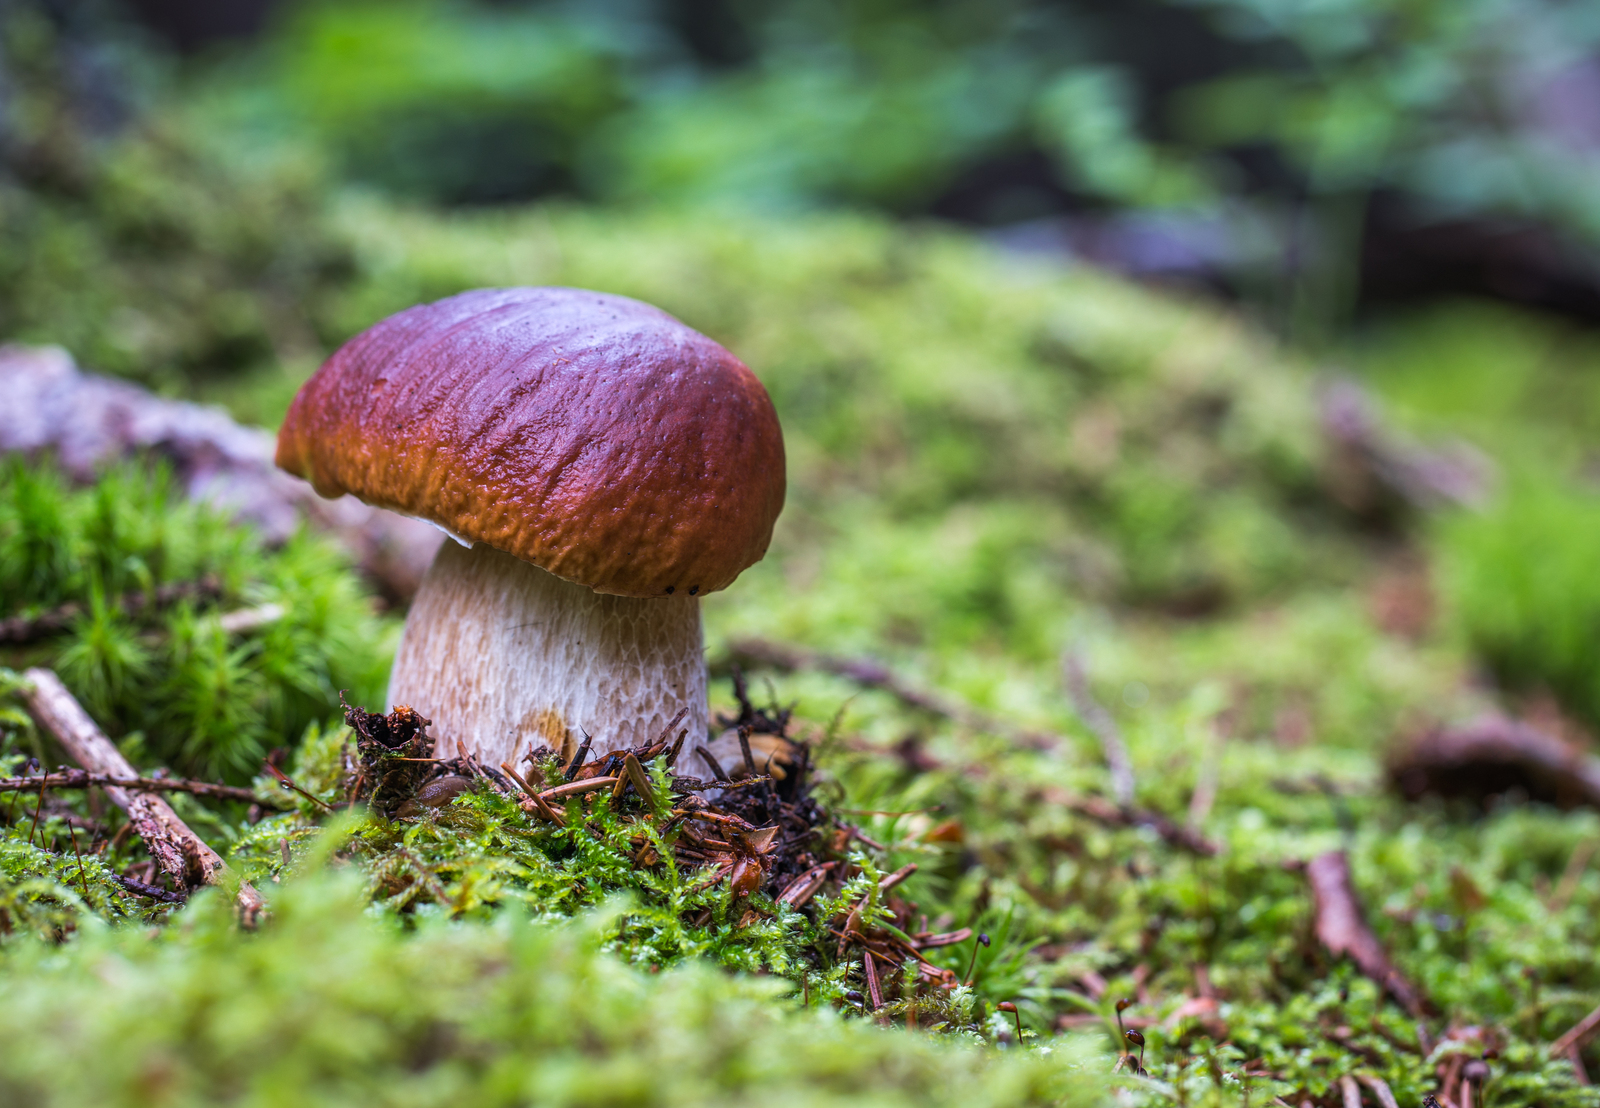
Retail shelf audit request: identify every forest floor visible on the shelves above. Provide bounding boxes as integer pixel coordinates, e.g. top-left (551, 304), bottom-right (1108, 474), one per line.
top-left (4, 150), bottom-right (1600, 1104)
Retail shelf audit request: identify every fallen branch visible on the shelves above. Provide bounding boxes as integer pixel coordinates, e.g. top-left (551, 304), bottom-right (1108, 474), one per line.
top-left (0, 344), bottom-right (445, 599)
top-left (19, 668), bottom-right (267, 925)
top-left (1305, 850), bottom-right (1426, 1018)
top-left (0, 769), bottom-right (287, 807)
top-left (0, 578), bottom-right (223, 644)
top-left (723, 638), bottom-right (1068, 751)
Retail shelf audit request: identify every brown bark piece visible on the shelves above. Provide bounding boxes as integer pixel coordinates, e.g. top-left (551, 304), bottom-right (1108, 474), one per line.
top-left (0, 769), bottom-right (285, 806)
top-left (1389, 715), bottom-right (1600, 810)
top-left (19, 668), bottom-right (266, 925)
top-left (1306, 850), bottom-right (1425, 1018)
top-left (0, 344), bottom-right (443, 599)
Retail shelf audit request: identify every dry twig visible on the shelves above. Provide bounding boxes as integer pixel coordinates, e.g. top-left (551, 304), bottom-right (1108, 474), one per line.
top-left (729, 638), bottom-right (1214, 852)
top-left (1355, 1073), bottom-right (1400, 1108)
top-left (19, 668), bottom-right (267, 925)
top-left (723, 638), bottom-right (1068, 750)
top-left (1039, 787), bottom-right (1219, 856)
top-left (1552, 1001), bottom-right (1600, 1059)
top-left (1305, 850), bottom-right (1426, 1018)
top-left (0, 769), bottom-right (287, 807)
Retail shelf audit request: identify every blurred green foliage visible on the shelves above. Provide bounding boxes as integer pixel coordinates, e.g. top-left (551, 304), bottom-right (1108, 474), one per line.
top-left (0, 6), bottom-right (351, 390)
top-left (1439, 479), bottom-right (1600, 728)
top-left (197, 0), bottom-right (1600, 229)
top-left (165, 0), bottom-right (1600, 344)
top-left (0, 868), bottom-right (1097, 1107)
top-left (265, 1), bottom-right (631, 203)
top-left (1349, 304), bottom-right (1600, 729)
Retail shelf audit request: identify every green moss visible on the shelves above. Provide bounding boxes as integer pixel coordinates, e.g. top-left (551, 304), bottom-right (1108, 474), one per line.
top-left (1435, 479), bottom-right (1600, 727)
top-left (8, 78), bottom-right (1600, 1103)
top-left (0, 870), bottom-right (1100, 1107)
top-left (1353, 304), bottom-right (1600, 728)
top-left (0, 461), bottom-right (394, 780)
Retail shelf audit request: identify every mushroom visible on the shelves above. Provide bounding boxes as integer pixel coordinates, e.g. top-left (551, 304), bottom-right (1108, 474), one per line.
top-left (275, 287), bottom-right (785, 767)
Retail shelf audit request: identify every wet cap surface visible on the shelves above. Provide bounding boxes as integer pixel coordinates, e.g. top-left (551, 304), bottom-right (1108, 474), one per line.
top-left (276, 287), bottom-right (786, 597)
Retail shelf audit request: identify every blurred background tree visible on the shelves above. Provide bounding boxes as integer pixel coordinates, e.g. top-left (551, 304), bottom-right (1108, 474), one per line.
top-left (9, 0), bottom-right (1600, 347)
top-left (38, 0), bottom-right (1589, 344)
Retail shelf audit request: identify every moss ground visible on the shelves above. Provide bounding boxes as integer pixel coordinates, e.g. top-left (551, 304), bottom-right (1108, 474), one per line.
top-left (3, 162), bottom-right (1600, 1104)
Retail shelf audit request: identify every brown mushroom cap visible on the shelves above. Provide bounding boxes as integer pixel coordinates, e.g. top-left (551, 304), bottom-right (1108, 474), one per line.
top-left (275, 287), bottom-right (785, 597)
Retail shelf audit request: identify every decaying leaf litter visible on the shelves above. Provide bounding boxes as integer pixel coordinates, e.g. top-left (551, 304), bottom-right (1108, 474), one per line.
top-left (6, 214), bottom-right (1600, 1105)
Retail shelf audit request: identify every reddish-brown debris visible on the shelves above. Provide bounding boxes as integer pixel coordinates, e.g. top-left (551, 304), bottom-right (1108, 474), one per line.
top-left (1305, 850), bottom-right (1427, 1018)
top-left (1389, 715), bottom-right (1600, 810)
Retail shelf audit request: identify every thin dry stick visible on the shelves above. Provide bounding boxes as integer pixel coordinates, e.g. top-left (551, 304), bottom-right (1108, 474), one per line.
top-left (1062, 648), bottom-right (1135, 807)
top-left (1355, 1074), bottom-right (1400, 1108)
top-left (1306, 850), bottom-right (1426, 1018)
top-left (698, 745), bottom-right (731, 782)
top-left (213, 604), bottom-right (285, 636)
top-left (262, 763), bottom-right (334, 813)
top-left (27, 773), bottom-right (46, 847)
top-left (1187, 716), bottom-right (1224, 832)
top-left (499, 761), bottom-right (539, 798)
top-left (0, 769), bottom-right (288, 807)
top-left (1552, 1001), bottom-right (1600, 1058)
top-left (540, 776), bottom-right (620, 801)
top-left (724, 637), bottom-right (1068, 750)
top-left (1187, 757), bottom-right (1220, 833)
top-left (1570, 1044), bottom-right (1592, 1086)
top-left (19, 668), bottom-right (267, 926)
top-left (863, 950), bottom-right (884, 1010)
top-left (622, 753), bottom-right (656, 808)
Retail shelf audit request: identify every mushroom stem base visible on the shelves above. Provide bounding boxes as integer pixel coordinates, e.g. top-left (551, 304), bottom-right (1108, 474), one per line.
top-left (387, 542), bottom-right (706, 767)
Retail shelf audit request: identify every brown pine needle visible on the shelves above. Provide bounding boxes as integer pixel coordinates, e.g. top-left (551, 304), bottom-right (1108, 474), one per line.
top-left (863, 950), bottom-right (884, 1010)
top-left (623, 753), bottom-right (657, 808)
top-left (540, 776), bottom-right (619, 801)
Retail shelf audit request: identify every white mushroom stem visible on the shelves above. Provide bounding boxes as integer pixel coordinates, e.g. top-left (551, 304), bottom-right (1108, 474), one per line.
top-left (387, 541), bottom-right (707, 768)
